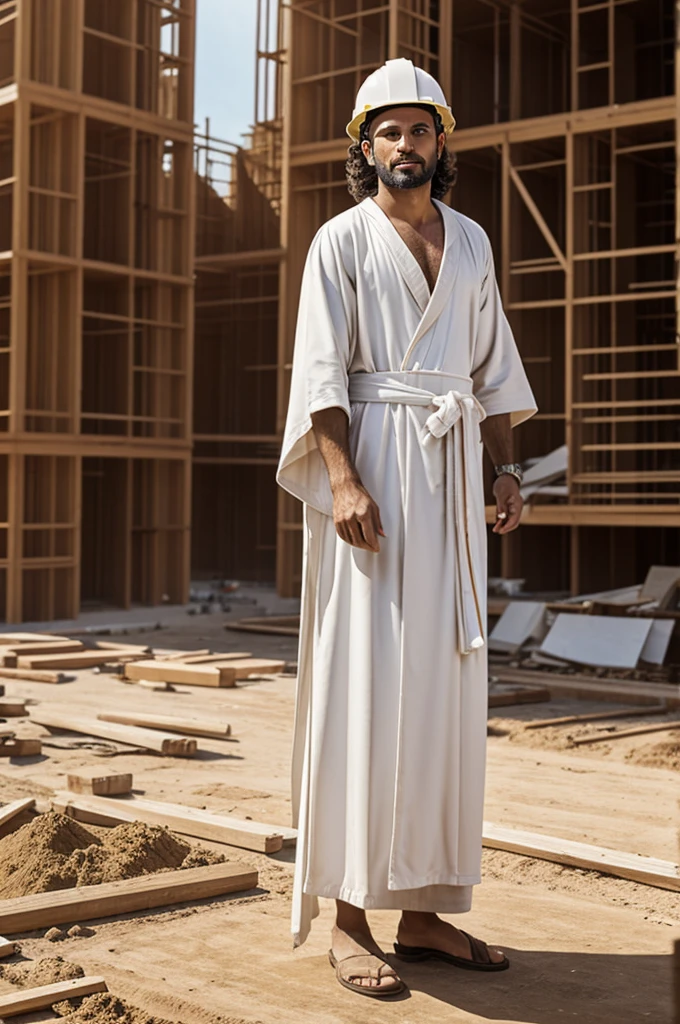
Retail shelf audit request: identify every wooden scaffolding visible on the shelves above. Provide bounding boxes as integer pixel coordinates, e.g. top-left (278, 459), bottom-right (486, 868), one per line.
top-left (274, 0), bottom-right (680, 597)
top-left (1, 0), bottom-right (195, 621)
top-left (192, 0), bottom-right (284, 585)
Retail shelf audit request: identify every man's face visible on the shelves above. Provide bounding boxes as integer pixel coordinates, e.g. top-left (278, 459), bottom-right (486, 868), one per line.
top-left (362, 107), bottom-right (444, 191)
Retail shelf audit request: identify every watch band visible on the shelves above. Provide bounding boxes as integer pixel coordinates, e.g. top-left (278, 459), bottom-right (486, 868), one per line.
top-left (494, 463), bottom-right (523, 485)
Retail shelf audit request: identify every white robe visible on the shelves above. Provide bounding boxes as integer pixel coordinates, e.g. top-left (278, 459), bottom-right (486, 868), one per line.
top-left (277, 197), bottom-right (536, 947)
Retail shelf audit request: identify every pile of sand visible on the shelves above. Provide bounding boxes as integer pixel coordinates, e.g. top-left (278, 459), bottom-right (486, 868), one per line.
top-left (0, 812), bottom-right (224, 898)
top-left (53, 992), bottom-right (175, 1024)
top-left (0, 957), bottom-right (84, 987)
top-left (626, 740), bottom-right (680, 772)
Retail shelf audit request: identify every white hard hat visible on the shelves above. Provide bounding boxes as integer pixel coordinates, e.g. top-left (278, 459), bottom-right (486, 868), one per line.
top-left (346, 58), bottom-right (455, 142)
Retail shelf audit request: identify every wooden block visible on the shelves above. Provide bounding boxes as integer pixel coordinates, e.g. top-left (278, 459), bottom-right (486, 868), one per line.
top-left (98, 712), bottom-right (231, 739)
top-left (0, 667), bottom-right (65, 684)
top-left (0, 799), bottom-right (35, 831)
top-left (0, 936), bottom-right (16, 958)
top-left (52, 793), bottom-right (292, 854)
top-left (488, 687), bottom-right (550, 708)
top-left (124, 660), bottom-right (227, 688)
top-left (0, 861), bottom-right (259, 935)
top-left (172, 652), bottom-right (252, 665)
top-left (0, 739), bottom-right (42, 757)
top-left (482, 822), bottom-right (680, 892)
top-left (0, 976), bottom-right (107, 1016)
top-left (95, 641), bottom-right (153, 654)
top-left (67, 771), bottom-right (133, 796)
top-left (18, 652), bottom-right (138, 670)
top-left (225, 622), bottom-right (299, 637)
top-left (30, 710), bottom-right (196, 757)
top-left (0, 701), bottom-right (27, 717)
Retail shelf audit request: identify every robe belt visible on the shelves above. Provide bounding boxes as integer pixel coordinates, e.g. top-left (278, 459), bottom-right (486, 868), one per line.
top-left (348, 371), bottom-right (487, 656)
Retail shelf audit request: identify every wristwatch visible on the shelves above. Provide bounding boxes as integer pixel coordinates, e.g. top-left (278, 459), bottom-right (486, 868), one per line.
top-left (494, 463), bottom-right (523, 486)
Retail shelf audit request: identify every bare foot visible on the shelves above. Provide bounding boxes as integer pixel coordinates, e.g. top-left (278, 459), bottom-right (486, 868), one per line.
top-left (331, 925), bottom-right (403, 993)
top-left (396, 915), bottom-right (506, 965)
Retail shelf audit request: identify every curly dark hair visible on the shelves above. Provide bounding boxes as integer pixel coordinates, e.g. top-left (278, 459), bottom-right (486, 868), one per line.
top-left (345, 107), bottom-right (458, 203)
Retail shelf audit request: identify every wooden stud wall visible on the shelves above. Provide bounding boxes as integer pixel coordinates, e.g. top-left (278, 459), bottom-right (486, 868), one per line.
top-left (191, 0), bottom-right (284, 585)
top-left (2, 0), bottom-right (195, 621)
top-left (272, 0), bottom-right (680, 598)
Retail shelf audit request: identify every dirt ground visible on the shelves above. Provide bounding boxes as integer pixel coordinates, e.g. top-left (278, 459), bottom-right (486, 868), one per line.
top-left (0, 592), bottom-right (677, 1024)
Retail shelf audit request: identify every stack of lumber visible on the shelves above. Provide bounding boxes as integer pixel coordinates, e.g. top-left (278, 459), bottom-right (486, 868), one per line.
top-left (52, 792), bottom-right (297, 854)
top-left (124, 655), bottom-right (285, 688)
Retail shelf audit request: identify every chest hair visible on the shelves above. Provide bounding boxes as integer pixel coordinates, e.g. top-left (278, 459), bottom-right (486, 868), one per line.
top-left (392, 218), bottom-right (444, 292)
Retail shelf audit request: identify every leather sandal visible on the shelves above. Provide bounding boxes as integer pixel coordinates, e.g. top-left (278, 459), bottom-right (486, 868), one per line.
top-left (328, 950), bottom-right (407, 998)
top-left (394, 930), bottom-right (509, 972)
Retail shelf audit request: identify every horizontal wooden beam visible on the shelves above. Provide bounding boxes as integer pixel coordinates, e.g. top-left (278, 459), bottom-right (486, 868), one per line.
top-left (485, 504), bottom-right (680, 527)
top-left (0, 977), bottom-right (108, 1017)
top-left (482, 823), bottom-right (680, 891)
top-left (0, 861), bottom-right (259, 935)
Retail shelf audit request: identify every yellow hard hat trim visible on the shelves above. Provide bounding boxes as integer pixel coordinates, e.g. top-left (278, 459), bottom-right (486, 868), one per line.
top-left (346, 102), bottom-right (456, 143)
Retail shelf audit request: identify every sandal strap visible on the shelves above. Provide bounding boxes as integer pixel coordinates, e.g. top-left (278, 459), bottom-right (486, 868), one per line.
top-left (337, 952), bottom-right (397, 983)
top-left (460, 930), bottom-right (492, 965)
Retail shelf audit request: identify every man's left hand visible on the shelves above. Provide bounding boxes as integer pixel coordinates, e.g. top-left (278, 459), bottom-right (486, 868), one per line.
top-left (492, 475), bottom-right (523, 534)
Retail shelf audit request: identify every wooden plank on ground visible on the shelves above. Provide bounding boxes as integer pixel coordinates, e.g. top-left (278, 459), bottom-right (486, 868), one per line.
top-left (17, 651), bottom-right (145, 670)
top-left (225, 622), bottom-right (299, 637)
top-left (2, 640), bottom-right (84, 657)
top-left (492, 667), bottom-right (680, 708)
top-left (67, 771), bottom-right (133, 796)
top-left (159, 648), bottom-right (212, 660)
top-left (98, 712), bottom-right (231, 739)
top-left (52, 793), bottom-right (293, 854)
top-left (123, 661), bottom-right (226, 687)
top-left (0, 977), bottom-right (107, 1016)
top-left (0, 936), bottom-right (16, 958)
top-left (0, 861), bottom-right (259, 935)
top-left (0, 739), bottom-right (42, 757)
top-left (0, 798), bottom-right (35, 831)
top-left (482, 822), bottom-right (680, 892)
top-left (0, 633), bottom-right (63, 645)
top-left (523, 706), bottom-right (670, 729)
top-left (0, 667), bottom-right (65, 684)
top-left (488, 687), bottom-right (550, 708)
top-left (30, 710), bottom-right (196, 757)
top-left (0, 700), bottom-right (26, 717)
top-left (226, 658), bottom-right (287, 679)
top-left (571, 720), bottom-right (680, 745)
top-left (170, 653), bottom-right (252, 665)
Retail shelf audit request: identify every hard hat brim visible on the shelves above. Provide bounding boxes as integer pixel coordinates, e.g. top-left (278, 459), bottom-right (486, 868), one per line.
top-left (346, 102), bottom-right (456, 142)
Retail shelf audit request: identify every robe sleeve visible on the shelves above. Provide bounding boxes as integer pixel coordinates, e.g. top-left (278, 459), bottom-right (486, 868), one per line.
top-left (471, 236), bottom-right (537, 427)
top-left (276, 223), bottom-right (356, 516)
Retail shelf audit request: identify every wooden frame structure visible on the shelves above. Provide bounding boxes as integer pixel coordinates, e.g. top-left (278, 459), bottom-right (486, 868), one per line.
top-left (191, 0), bottom-right (284, 585)
top-left (271, 0), bottom-right (680, 597)
top-left (2, 0), bottom-right (196, 621)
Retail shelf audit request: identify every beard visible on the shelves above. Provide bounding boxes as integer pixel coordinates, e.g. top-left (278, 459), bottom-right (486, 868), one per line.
top-left (374, 151), bottom-right (437, 191)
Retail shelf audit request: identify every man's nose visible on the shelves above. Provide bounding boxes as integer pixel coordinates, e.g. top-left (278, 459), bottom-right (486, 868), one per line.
top-left (397, 135), bottom-right (415, 151)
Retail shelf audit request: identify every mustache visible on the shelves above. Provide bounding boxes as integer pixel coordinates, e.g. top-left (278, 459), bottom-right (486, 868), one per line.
top-left (392, 156), bottom-right (424, 168)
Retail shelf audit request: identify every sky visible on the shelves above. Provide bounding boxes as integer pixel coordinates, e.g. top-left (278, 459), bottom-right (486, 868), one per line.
top-left (194, 0), bottom-right (259, 144)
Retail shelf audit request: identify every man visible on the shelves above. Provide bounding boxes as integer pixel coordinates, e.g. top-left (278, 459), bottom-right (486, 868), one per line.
top-left (277, 58), bottom-right (536, 998)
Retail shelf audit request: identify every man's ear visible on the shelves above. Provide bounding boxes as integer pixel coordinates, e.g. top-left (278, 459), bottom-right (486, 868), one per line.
top-left (361, 139), bottom-right (375, 166)
top-left (437, 132), bottom-right (445, 159)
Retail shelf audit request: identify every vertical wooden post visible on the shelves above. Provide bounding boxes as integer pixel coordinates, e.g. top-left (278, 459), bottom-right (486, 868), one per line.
top-left (509, 1), bottom-right (522, 122)
top-left (388, 0), bottom-right (399, 60)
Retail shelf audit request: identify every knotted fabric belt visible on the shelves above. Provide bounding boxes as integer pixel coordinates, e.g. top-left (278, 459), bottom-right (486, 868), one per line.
top-left (348, 371), bottom-right (487, 656)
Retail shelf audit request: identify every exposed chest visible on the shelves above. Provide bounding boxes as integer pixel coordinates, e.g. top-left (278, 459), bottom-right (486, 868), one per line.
top-left (391, 218), bottom-right (444, 292)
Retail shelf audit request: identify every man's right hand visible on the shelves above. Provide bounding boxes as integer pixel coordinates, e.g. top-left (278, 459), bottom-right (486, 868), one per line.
top-left (332, 479), bottom-right (385, 552)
